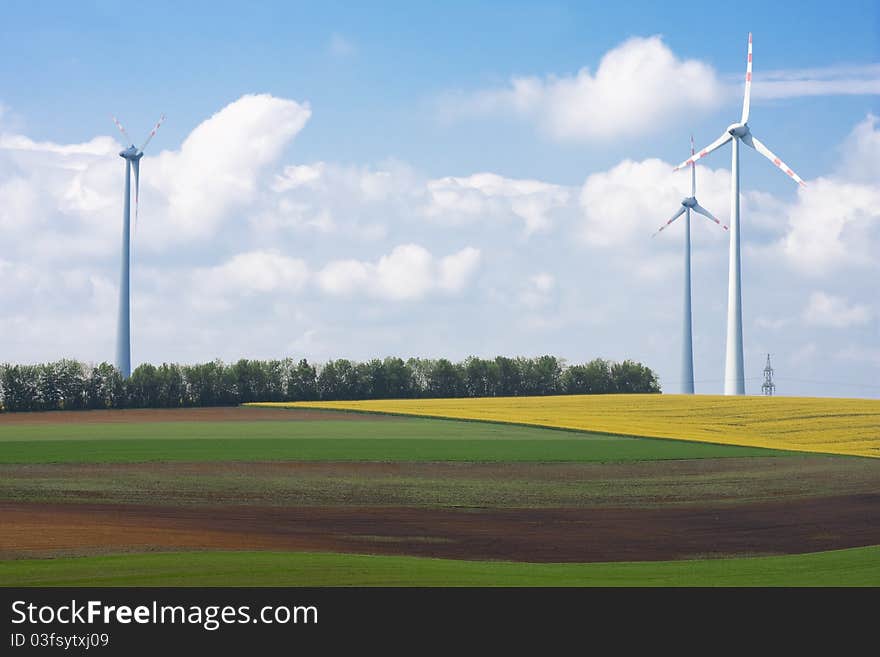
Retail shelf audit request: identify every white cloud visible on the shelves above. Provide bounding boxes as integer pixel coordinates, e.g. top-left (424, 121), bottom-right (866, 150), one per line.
top-left (519, 273), bottom-right (556, 309)
top-left (578, 158), bottom-right (730, 247)
top-left (197, 250), bottom-right (310, 295)
top-left (0, 134), bottom-right (119, 157)
top-left (373, 244), bottom-right (435, 300)
top-left (443, 36), bottom-right (724, 141)
top-left (272, 163), bottom-right (325, 191)
top-left (251, 199), bottom-right (337, 234)
top-left (316, 259), bottom-right (371, 296)
top-left (425, 172), bottom-right (570, 234)
top-left (837, 114), bottom-right (880, 184)
top-left (149, 94), bottom-right (311, 241)
top-left (261, 160), bottom-right (418, 241)
top-left (753, 64), bottom-right (880, 99)
top-left (317, 244), bottom-right (481, 301)
top-left (779, 177), bottom-right (880, 273)
top-left (752, 115), bottom-right (880, 275)
top-left (0, 97), bottom-right (877, 397)
top-left (803, 291), bottom-right (871, 328)
top-left (438, 247), bottom-right (481, 292)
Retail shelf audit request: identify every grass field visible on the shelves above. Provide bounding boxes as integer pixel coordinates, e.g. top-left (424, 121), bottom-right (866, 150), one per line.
top-left (1, 405), bottom-right (877, 586)
top-left (2, 547), bottom-right (878, 587)
top-left (0, 418), bottom-right (792, 464)
top-left (3, 456), bottom-right (876, 508)
top-left (254, 394), bottom-right (880, 458)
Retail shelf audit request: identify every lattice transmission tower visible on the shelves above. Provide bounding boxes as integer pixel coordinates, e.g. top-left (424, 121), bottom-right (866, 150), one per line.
top-left (761, 353), bottom-right (776, 396)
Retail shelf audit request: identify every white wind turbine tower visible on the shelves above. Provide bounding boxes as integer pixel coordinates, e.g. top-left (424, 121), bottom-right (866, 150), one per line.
top-left (654, 136), bottom-right (728, 394)
top-left (111, 114), bottom-right (165, 379)
top-left (673, 33), bottom-right (805, 395)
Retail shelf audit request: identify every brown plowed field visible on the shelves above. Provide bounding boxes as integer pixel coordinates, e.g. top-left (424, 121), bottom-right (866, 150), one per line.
top-left (0, 406), bottom-right (384, 425)
top-left (3, 495), bottom-right (878, 562)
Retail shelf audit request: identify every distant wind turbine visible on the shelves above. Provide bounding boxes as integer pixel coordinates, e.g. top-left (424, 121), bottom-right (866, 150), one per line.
top-left (111, 114), bottom-right (165, 379)
top-left (673, 33), bottom-right (805, 395)
top-left (654, 136), bottom-right (728, 395)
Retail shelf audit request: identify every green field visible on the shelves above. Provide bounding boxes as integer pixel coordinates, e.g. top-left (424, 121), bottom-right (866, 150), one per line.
top-left (1, 409), bottom-right (877, 587)
top-left (0, 418), bottom-right (794, 464)
top-left (3, 456), bottom-right (873, 508)
top-left (3, 547), bottom-right (877, 587)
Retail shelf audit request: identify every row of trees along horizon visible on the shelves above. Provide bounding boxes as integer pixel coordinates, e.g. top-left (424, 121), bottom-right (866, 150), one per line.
top-left (0, 356), bottom-right (661, 413)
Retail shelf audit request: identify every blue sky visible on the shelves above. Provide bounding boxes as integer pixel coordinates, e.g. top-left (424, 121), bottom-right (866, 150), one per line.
top-left (1, 1), bottom-right (878, 396)
top-left (3, 0), bottom-right (876, 177)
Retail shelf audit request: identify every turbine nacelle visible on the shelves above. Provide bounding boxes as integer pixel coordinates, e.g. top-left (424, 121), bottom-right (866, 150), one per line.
top-left (681, 196), bottom-right (697, 208)
top-left (119, 146), bottom-right (143, 160)
top-left (727, 122), bottom-right (749, 138)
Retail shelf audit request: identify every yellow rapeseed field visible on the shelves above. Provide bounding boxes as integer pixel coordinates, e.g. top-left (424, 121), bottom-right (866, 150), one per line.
top-left (254, 395), bottom-right (880, 458)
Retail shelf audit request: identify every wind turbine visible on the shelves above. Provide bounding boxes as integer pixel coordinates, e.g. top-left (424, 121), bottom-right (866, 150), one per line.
top-left (654, 136), bottom-right (728, 394)
top-left (111, 114), bottom-right (165, 379)
top-left (673, 33), bottom-right (805, 395)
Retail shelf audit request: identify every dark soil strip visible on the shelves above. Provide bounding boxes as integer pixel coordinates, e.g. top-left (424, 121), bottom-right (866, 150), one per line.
top-left (2, 495), bottom-right (878, 563)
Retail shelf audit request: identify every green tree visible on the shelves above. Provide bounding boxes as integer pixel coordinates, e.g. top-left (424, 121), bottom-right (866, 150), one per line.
top-left (495, 356), bottom-right (522, 396)
top-left (287, 359), bottom-right (318, 400)
top-left (86, 363), bottom-right (124, 409)
top-left (463, 357), bottom-right (500, 397)
top-left (426, 359), bottom-right (465, 397)
top-left (611, 360), bottom-right (661, 393)
top-left (562, 359), bottom-right (614, 394)
top-left (317, 359), bottom-right (364, 400)
top-left (155, 363), bottom-right (185, 407)
top-left (128, 363), bottom-right (161, 407)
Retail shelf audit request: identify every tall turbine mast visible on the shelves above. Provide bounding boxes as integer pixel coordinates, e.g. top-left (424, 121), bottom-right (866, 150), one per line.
top-left (673, 33), bottom-right (805, 395)
top-left (111, 114), bottom-right (165, 378)
top-left (653, 137), bottom-right (727, 394)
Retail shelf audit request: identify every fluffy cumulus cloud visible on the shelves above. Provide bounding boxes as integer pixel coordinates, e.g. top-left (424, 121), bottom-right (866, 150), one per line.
top-left (317, 244), bottom-right (480, 301)
top-left (779, 115), bottom-right (880, 274)
top-left (0, 132), bottom-right (120, 260)
top-left (1, 90), bottom-right (877, 397)
top-left (836, 113), bottom-right (880, 183)
top-left (197, 250), bottom-right (310, 295)
top-left (424, 173), bottom-right (570, 235)
top-left (803, 292), bottom-right (871, 328)
top-left (578, 158), bottom-right (731, 247)
top-left (440, 37), bottom-right (880, 143)
top-left (0, 94), bottom-right (484, 366)
top-left (149, 94), bottom-right (311, 241)
top-left (444, 36), bottom-right (724, 141)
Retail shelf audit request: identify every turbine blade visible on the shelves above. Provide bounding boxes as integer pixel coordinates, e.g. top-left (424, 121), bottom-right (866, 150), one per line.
top-left (132, 158), bottom-right (140, 234)
top-left (139, 114), bottom-right (166, 152)
top-left (652, 206), bottom-right (687, 237)
top-left (690, 134), bottom-right (696, 196)
top-left (692, 202), bottom-right (729, 231)
top-left (744, 133), bottom-right (806, 186)
top-left (673, 132), bottom-right (732, 171)
top-left (741, 32), bottom-right (752, 123)
top-left (111, 115), bottom-right (133, 145)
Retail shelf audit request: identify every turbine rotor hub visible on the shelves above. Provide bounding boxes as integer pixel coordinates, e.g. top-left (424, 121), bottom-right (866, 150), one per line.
top-left (682, 196), bottom-right (697, 208)
top-left (727, 122), bottom-right (749, 138)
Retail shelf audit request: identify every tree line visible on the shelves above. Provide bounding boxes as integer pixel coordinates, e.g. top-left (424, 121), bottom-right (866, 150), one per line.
top-left (0, 356), bottom-right (660, 412)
